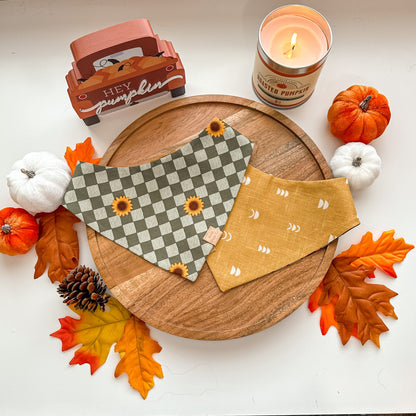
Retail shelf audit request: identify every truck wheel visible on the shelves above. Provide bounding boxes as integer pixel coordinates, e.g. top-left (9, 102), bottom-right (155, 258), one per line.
top-left (170, 86), bottom-right (185, 98)
top-left (83, 115), bottom-right (100, 126)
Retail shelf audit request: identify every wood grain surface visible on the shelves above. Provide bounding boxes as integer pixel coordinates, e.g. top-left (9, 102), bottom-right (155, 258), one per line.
top-left (87, 94), bottom-right (336, 340)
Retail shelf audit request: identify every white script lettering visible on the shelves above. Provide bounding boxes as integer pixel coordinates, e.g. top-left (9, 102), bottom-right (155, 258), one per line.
top-left (80, 75), bottom-right (184, 114)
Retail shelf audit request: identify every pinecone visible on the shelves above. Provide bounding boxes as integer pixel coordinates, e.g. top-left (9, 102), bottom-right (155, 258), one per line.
top-left (58, 265), bottom-right (110, 312)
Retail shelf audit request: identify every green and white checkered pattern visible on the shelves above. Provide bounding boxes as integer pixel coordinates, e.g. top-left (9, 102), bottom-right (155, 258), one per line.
top-left (63, 121), bottom-right (253, 281)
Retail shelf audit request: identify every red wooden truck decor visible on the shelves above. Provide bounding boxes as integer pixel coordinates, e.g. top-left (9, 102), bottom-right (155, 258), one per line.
top-left (66, 19), bottom-right (186, 125)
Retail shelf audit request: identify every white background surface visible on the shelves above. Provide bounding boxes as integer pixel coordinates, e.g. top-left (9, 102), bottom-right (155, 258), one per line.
top-left (1, 0), bottom-right (415, 415)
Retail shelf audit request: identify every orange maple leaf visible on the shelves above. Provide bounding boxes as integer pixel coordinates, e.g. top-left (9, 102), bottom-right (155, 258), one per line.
top-left (51, 296), bottom-right (131, 374)
top-left (64, 137), bottom-right (101, 174)
top-left (34, 206), bottom-right (80, 283)
top-left (338, 230), bottom-right (415, 277)
top-left (115, 315), bottom-right (163, 399)
top-left (309, 230), bottom-right (413, 347)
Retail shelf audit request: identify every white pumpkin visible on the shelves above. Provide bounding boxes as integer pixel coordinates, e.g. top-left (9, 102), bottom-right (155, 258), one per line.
top-left (7, 151), bottom-right (72, 214)
top-left (329, 142), bottom-right (381, 191)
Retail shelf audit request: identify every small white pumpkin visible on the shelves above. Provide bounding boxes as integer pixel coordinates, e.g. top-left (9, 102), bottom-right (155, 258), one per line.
top-left (7, 151), bottom-right (72, 214)
top-left (329, 142), bottom-right (381, 191)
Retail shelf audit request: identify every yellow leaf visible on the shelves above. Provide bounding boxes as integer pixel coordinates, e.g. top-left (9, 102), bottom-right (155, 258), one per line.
top-left (114, 316), bottom-right (163, 398)
top-left (51, 296), bottom-right (131, 374)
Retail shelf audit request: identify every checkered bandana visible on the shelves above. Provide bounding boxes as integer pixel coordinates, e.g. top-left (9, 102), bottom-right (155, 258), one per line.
top-left (62, 118), bottom-right (253, 281)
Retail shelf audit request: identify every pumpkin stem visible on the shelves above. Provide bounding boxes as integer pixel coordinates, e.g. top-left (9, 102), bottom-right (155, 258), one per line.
top-left (1, 224), bottom-right (11, 234)
top-left (352, 157), bottom-right (362, 167)
top-left (359, 95), bottom-right (372, 112)
top-left (21, 168), bottom-right (36, 178)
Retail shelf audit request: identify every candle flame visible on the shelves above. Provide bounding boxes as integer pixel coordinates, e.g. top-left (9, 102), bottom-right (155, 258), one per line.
top-left (285, 32), bottom-right (298, 59)
top-left (290, 32), bottom-right (298, 47)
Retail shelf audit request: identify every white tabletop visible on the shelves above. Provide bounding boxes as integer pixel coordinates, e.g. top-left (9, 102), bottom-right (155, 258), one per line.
top-left (1, 1), bottom-right (415, 415)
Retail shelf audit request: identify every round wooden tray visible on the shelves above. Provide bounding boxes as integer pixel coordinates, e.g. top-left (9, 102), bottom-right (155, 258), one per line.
top-left (87, 94), bottom-right (336, 340)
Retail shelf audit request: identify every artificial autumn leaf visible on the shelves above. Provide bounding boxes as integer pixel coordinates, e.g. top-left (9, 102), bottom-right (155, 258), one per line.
top-left (308, 280), bottom-right (338, 335)
top-left (51, 296), bottom-right (131, 374)
top-left (320, 257), bottom-right (397, 347)
top-left (309, 230), bottom-right (413, 347)
top-left (115, 315), bottom-right (163, 399)
top-left (34, 206), bottom-right (80, 283)
top-left (64, 137), bottom-right (101, 174)
top-left (338, 230), bottom-right (415, 277)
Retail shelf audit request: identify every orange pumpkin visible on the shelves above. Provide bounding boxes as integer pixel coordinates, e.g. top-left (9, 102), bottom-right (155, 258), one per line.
top-left (327, 85), bottom-right (391, 144)
top-left (0, 207), bottom-right (39, 256)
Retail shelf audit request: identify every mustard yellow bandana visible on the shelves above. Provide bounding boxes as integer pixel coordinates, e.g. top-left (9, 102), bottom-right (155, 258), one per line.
top-left (207, 165), bottom-right (359, 291)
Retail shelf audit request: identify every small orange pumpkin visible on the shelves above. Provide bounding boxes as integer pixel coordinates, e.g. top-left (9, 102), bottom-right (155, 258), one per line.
top-left (327, 85), bottom-right (391, 144)
top-left (0, 207), bottom-right (39, 256)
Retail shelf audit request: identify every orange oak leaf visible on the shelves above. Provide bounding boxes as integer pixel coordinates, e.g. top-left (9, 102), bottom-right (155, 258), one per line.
top-left (114, 315), bottom-right (163, 399)
top-left (309, 231), bottom-right (413, 347)
top-left (51, 296), bottom-right (131, 374)
top-left (319, 257), bottom-right (397, 347)
top-left (338, 230), bottom-right (415, 277)
top-left (64, 137), bottom-right (101, 174)
top-left (34, 206), bottom-right (80, 283)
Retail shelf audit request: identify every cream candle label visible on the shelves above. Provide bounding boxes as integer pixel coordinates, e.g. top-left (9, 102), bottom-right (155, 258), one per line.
top-left (256, 73), bottom-right (311, 99)
top-left (252, 50), bottom-right (324, 108)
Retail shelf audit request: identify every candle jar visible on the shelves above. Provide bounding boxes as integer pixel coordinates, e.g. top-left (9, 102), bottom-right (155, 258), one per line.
top-left (252, 5), bottom-right (332, 108)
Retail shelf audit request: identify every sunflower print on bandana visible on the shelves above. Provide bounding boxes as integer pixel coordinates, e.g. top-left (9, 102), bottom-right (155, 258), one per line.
top-left (206, 118), bottom-right (226, 137)
top-left (184, 196), bottom-right (204, 216)
top-left (169, 262), bottom-right (189, 278)
top-left (112, 196), bottom-right (133, 216)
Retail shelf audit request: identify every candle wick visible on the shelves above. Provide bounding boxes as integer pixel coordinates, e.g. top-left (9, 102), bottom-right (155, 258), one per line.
top-left (285, 44), bottom-right (296, 59)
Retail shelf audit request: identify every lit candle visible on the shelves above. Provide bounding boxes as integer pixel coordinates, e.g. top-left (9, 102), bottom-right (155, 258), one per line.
top-left (252, 5), bottom-right (332, 108)
top-left (262, 15), bottom-right (327, 68)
